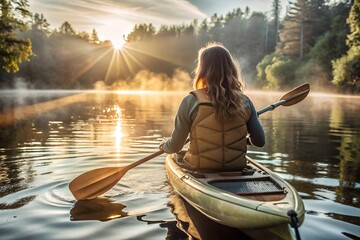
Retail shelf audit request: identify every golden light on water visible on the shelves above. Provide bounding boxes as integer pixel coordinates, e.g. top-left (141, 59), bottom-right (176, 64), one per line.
top-left (113, 105), bottom-right (125, 153)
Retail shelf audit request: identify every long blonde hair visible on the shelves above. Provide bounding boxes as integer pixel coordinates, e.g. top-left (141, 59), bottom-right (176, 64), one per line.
top-left (193, 42), bottom-right (247, 120)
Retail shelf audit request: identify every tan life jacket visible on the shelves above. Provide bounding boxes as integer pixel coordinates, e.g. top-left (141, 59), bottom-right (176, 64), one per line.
top-left (183, 89), bottom-right (251, 171)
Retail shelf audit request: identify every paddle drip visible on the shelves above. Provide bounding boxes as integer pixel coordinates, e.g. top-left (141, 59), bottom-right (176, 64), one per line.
top-left (288, 210), bottom-right (301, 240)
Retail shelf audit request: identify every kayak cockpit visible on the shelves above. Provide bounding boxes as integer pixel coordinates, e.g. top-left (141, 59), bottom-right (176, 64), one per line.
top-left (180, 168), bottom-right (287, 202)
top-left (173, 151), bottom-right (288, 202)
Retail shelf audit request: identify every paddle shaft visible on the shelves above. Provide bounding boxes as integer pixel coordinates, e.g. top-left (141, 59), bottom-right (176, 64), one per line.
top-left (257, 87), bottom-right (309, 115)
top-left (125, 149), bottom-right (164, 170)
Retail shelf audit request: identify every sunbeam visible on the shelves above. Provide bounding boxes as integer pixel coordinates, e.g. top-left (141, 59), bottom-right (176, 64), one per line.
top-left (125, 44), bottom-right (187, 68)
top-left (71, 47), bottom-right (113, 83)
top-left (104, 49), bottom-right (118, 83)
top-left (121, 48), bottom-right (146, 76)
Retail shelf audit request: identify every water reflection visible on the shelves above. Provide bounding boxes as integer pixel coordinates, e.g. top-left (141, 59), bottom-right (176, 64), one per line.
top-left (168, 193), bottom-right (300, 240)
top-left (250, 93), bottom-right (360, 212)
top-left (136, 215), bottom-right (190, 239)
top-left (70, 197), bottom-right (193, 239)
top-left (70, 198), bottom-right (128, 221)
top-left (113, 105), bottom-right (125, 156)
top-left (0, 195), bottom-right (36, 210)
top-left (168, 193), bottom-right (250, 240)
top-left (0, 90), bottom-right (359, 239)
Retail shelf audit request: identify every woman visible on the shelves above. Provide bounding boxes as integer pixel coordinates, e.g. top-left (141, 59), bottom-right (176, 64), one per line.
top-left (160, 42), bottom-right (265, 171)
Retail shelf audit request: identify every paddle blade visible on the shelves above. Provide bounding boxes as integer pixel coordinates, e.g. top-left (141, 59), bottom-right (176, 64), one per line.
top-left (69, 167), bottom-right (126, 200)
top-left (280, 83), bottom-right (310, 106)
top-left (69, 150), bottom-right (164, 200)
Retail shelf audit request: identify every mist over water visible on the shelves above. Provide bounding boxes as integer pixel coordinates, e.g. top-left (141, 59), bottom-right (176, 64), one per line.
top-left (0, 90), bottom-right (359, 240)
top-left (94, 68), bottom-right (192, 91)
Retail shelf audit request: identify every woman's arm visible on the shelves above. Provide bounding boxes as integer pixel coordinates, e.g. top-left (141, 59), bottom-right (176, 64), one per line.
top-left (161, 94), bottom-right (198, 153)
top-left (246, 99), bottom-right (265, 147)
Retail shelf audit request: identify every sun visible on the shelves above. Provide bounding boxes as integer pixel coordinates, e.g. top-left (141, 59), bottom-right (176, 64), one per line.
top-left (111, 39), bottom-right (126, 50)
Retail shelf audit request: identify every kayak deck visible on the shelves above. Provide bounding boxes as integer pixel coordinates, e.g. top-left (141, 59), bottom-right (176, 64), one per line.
top-left (174, 151), bottom-right (288, 202)
top-left (191, 168), bottom-right (286, 200)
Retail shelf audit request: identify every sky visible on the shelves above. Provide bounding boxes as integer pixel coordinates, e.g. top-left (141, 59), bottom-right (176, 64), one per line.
top-left (28, 0), bottom-right (289, 44)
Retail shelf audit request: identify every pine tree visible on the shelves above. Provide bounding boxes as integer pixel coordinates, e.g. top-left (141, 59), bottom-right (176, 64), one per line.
top-left (0, 0), bottom-right (32, 72)
top-left (272, 0), bottom-right (282, 45)
top-left (59, 21), bottom-right (76, 35)
top-left (279, 0), bottom-right (329, 58)
top-left (278, 0), bottom-right (312, 58)
top-left (90, 28), bottom-right (100, 44)
top-left (127, 23), bottom-right (156, 42)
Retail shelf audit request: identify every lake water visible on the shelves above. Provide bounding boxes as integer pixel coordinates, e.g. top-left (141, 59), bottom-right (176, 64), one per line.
top-left (0, 90), bottom-right (359, 240)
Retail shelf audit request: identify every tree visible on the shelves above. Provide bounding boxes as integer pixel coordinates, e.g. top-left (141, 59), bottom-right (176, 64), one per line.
top-left (28, 13), bottom-right (50, 49)
top-left (222, 8), bottom-right (246, 53)
top-left (332, 0), bottom-right (360, 92)
top-left (31, 13), bottom-right (50, 32)
top-left (197, 19), bottom-right (210, 45)
top-left (157, 25), bottom-right (177, 38)
top-left (0, 0), bottom-right (32, 72)
top-left (127, 23), bottom-right (156, 42)
top-left (181, 20), bottom-right (197, 36)
top-left (272, 0), bottom-right (282, 45)
top-left (209, 13), bottom-right (224, 41)
top-left (242, 13), bottom-right (268, 74)
top-left (59, 21), bottom-right (75, 35)
top-left (309, 2), bottom-right (350, 72)
top-left (77, 31), bottom-right (89, 41)
top-left (90, 28), bottom-right (100, 44)
top-left (278, 0), bottom-right (310, 58)
top-left (279, 0), bottom-right (331, 59)
top-left (346, 0), bottom-right (360, 48)
top-left (16, 13), bottom-right (51, 86)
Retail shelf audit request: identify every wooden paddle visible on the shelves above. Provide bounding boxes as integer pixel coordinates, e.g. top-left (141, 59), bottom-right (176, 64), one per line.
top-left (69, 83), bottom-right (310, 200)
top-left (257, 83), bottom-right (310, 115)
top-left (69, 150), bottom-right (164, 200)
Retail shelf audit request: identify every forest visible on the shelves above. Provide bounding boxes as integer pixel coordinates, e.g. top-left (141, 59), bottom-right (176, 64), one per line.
top-left (0, 0), bottom-right (359, 93)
